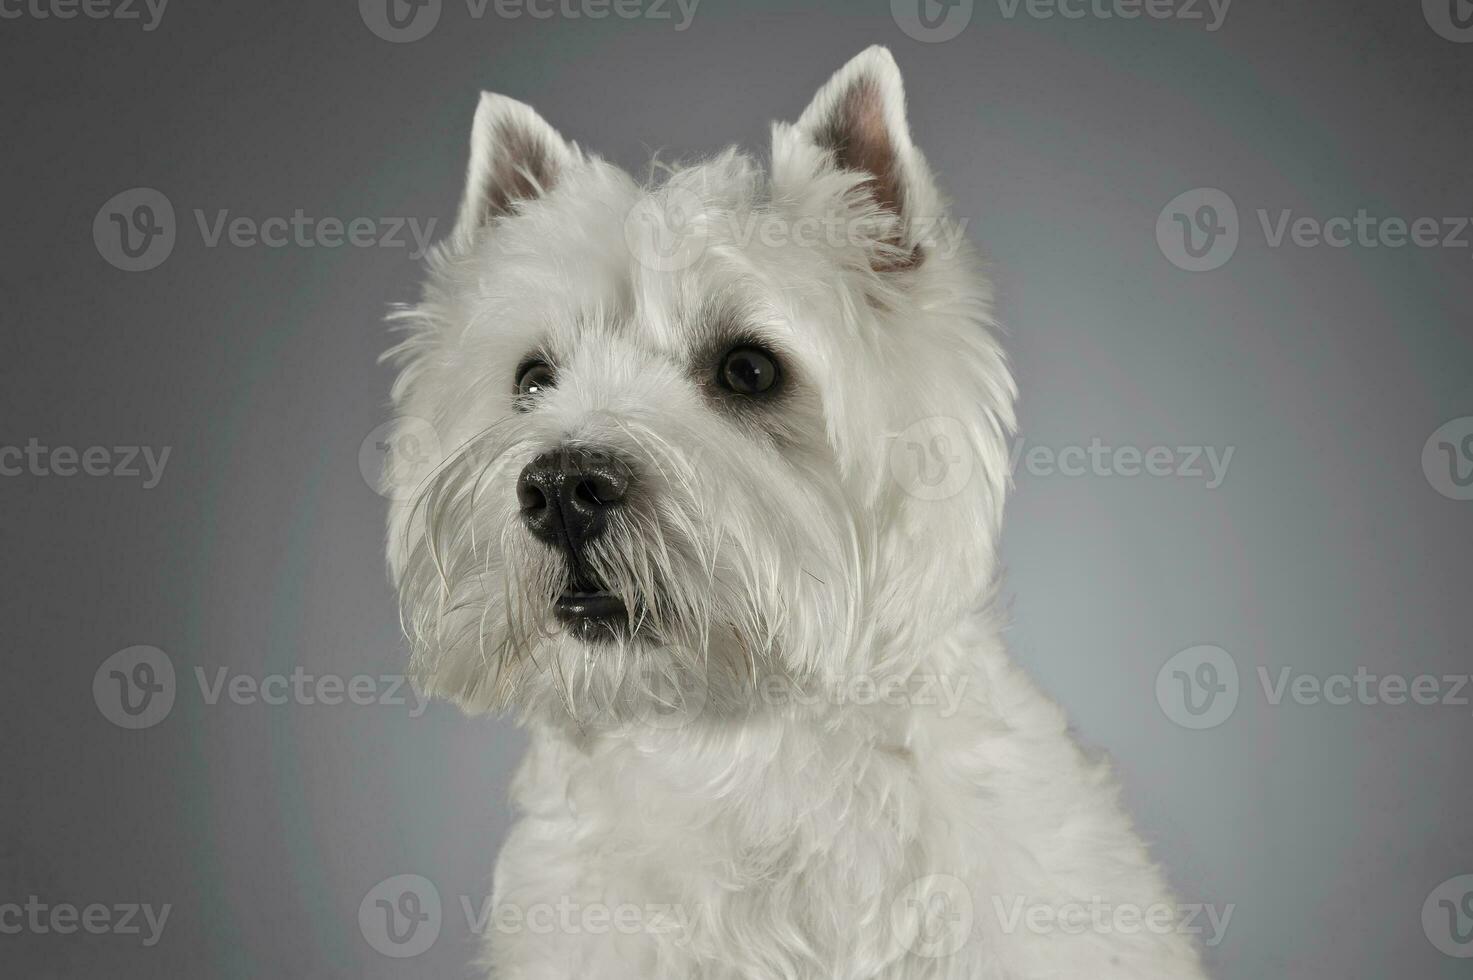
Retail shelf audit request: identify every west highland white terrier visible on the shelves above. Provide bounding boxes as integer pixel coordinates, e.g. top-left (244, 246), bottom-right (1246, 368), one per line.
top-left (383, 45), bottom-right (1208, 980)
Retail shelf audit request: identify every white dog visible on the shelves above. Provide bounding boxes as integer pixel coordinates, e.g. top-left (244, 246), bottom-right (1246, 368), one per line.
top-left (383, 46), bottom-right (1209, 980)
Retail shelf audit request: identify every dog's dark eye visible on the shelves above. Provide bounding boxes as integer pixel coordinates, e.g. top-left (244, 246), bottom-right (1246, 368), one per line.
top-left (718, 346), bottom-right (779, 396)
top-left (515, 359), bottom-right (555, 403)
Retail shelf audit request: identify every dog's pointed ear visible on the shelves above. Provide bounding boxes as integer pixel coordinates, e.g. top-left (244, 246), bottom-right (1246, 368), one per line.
top-left (778, 46), bottom-right (940, 271)
top-left (454, 93), bottom-right (577, 240)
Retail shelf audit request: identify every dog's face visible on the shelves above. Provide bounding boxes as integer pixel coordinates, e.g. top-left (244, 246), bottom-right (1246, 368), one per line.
top-left (385, 47), bottom-right (1015, 725)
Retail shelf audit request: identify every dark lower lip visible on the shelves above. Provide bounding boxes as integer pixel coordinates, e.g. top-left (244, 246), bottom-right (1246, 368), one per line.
top-left (553, 590), bottom-right (629, 628)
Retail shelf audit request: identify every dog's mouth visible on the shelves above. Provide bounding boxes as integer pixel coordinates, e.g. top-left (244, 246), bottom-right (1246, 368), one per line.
top-left (553, 578), bottom-right (631, 641)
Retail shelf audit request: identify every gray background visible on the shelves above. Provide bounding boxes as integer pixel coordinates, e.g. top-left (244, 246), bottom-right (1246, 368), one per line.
top-left (2, 1), bottom-right (1471, 977)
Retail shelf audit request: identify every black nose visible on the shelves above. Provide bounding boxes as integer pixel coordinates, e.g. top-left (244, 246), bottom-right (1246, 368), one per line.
top-left (517, 448), bottom-right (632, 553)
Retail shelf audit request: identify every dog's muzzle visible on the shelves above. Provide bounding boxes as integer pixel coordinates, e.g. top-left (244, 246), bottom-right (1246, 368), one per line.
top-left (517, 446), bottom-right (635, 637)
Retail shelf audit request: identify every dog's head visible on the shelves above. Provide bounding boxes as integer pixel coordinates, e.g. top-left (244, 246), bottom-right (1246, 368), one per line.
top-left (384, 47), bottom-right (1015, 725)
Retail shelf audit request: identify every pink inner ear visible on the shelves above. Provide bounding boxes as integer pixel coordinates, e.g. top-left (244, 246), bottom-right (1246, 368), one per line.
top-left (483, 119), bottom-right (561, 223)
top-left (813, 78), bottom-right (919, 271)
top-left (815, 78), bottom-right (903, 216)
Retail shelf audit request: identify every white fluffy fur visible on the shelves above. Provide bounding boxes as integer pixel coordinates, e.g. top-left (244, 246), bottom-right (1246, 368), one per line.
top-left (383, 46), bottom-right (1209, 979)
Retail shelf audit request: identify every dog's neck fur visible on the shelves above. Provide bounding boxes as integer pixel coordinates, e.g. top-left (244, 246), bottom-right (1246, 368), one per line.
top-left (510, 613), bottom-right (1004, 967)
